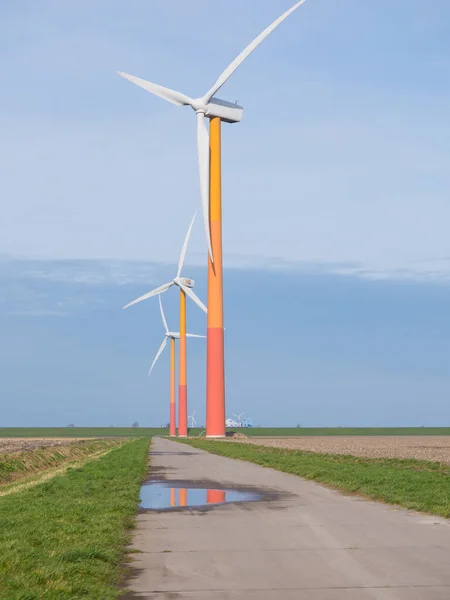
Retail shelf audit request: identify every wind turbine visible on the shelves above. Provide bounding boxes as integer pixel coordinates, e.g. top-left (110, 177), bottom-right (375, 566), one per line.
top-left (123, 212), bottom-right (205, 313)
top-left (123, 213), bottom-right (207, 438)
top-left (233, 412), bottom-right (245, 427)
top-left (149, 296), bottom-right (205, 437)
top-left (188, 409), bottom-right (197, 429)
top-left (118, 1), bottom-right (306, 438)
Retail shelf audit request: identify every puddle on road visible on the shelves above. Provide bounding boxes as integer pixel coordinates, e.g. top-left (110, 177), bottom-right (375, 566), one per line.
top-left (140, 482), bottom-right (261, 510)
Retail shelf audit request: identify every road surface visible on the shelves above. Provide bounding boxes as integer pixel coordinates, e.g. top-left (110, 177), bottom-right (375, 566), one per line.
top-left (124, 437), bottom-right (450, 599)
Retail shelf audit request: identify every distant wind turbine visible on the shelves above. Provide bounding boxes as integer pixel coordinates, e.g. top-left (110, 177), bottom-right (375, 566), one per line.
top-left (188, 409), bottom-right (197, 429)
top-left (123, 213), bottom-right (206, 438)
top-left (233, 412), bottom-right (245, 427)
top-left (149, 296), bottom-right (205, 437)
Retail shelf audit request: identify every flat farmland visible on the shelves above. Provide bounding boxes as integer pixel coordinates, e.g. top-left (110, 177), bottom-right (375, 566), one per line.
top-left (2, 426), bottom-right (450, 438)
top-left (235, 435), bottom-right (450, 464)
top-left (0, 438), bottom-right (85, 454)
top-left (0, 427), bottom-right (165, 438)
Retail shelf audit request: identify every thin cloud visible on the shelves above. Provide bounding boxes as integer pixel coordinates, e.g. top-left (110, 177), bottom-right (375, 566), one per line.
top-left (4, 256), bottom-right (450, 289)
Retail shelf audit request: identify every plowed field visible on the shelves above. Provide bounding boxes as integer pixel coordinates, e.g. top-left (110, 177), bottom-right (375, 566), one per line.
top-left (233, 436), bottom-right (450, 464)
top-left (0, 438), bottom-right (83, 454)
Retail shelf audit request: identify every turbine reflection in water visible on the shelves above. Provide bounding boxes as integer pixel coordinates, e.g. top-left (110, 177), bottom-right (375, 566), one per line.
top-left (179, 488), bottom-right (188, 507)
top-left (140, 483), bottom-right (260, 510)
top-left (207, 490), bottom-right (227, 504)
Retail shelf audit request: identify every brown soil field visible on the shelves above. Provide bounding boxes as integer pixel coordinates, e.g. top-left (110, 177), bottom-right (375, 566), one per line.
top-left (233, 436), bottom-right (450, 464)
top-left (0, 438), bottom-right (86, 454)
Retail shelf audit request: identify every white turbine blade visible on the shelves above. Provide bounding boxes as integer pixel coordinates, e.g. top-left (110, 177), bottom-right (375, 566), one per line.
top-left (177, 211), bottom-right (197, 278)
top-left (192, 410), bottom-right (196, 417)
top-left (178, 281), bottom-right (208, 314)
top-left (117, 72), bottom-right (193, 106)
top-left (186, 334), bottom-right (207, 338)
top-left (159, 295), bottom-right (169, 334)
top-left (149, 337), bottom-right (168, 375)
top-left (197, 112), bottom-right (213, 262)
top-left (203, 0), bottom-right (306, 102)
top-left (123, 282), bottom-right (173, 310)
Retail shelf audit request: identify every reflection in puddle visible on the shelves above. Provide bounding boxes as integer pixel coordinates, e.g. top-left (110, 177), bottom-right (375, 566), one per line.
top-left (140, 483), bottom-right (261, 510)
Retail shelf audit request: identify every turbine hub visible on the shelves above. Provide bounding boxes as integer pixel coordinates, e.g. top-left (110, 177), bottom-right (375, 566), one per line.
top-left (179, 277), bottom-right (195, 289)
top-left (191, 98), bottom-right (206, 112)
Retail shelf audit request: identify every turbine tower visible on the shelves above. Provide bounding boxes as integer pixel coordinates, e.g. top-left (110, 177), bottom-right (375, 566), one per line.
top-left (148, 296), bottom-right (205, 436)
top-left (124, 215), bottom-right (206, 437)
top-left (118, 1), bottom-right (306, 437)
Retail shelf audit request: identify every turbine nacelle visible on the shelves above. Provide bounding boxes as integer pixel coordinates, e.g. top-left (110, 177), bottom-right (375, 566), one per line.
top-left (202, 98), bottom-right (243, 124)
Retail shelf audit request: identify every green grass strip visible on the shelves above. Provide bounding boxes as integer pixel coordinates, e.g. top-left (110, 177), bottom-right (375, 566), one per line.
top-left (0, 439), bottom-right (124, 486)
top-left (185, 440), bottom-right (450, 519)
top-left (0, 438), bottom-right (150, 599)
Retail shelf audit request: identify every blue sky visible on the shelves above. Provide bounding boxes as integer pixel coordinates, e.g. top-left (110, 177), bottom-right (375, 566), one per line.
top-left (2, 258), bottom-right (450, 427)
top-left (1, 1), bottom-right (450, 426)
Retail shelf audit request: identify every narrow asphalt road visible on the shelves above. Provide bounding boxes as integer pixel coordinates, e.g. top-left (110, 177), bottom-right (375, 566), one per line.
top-left (125, 437), bottom-right (450, 599)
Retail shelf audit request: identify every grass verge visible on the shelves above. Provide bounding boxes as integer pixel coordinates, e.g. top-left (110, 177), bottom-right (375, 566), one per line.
top-left (0, 437), bottom-right (150, 599)
top-left (0, 439), bottom-right (124, 487)
top-left (185, 440), bottom-right (450, 518)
